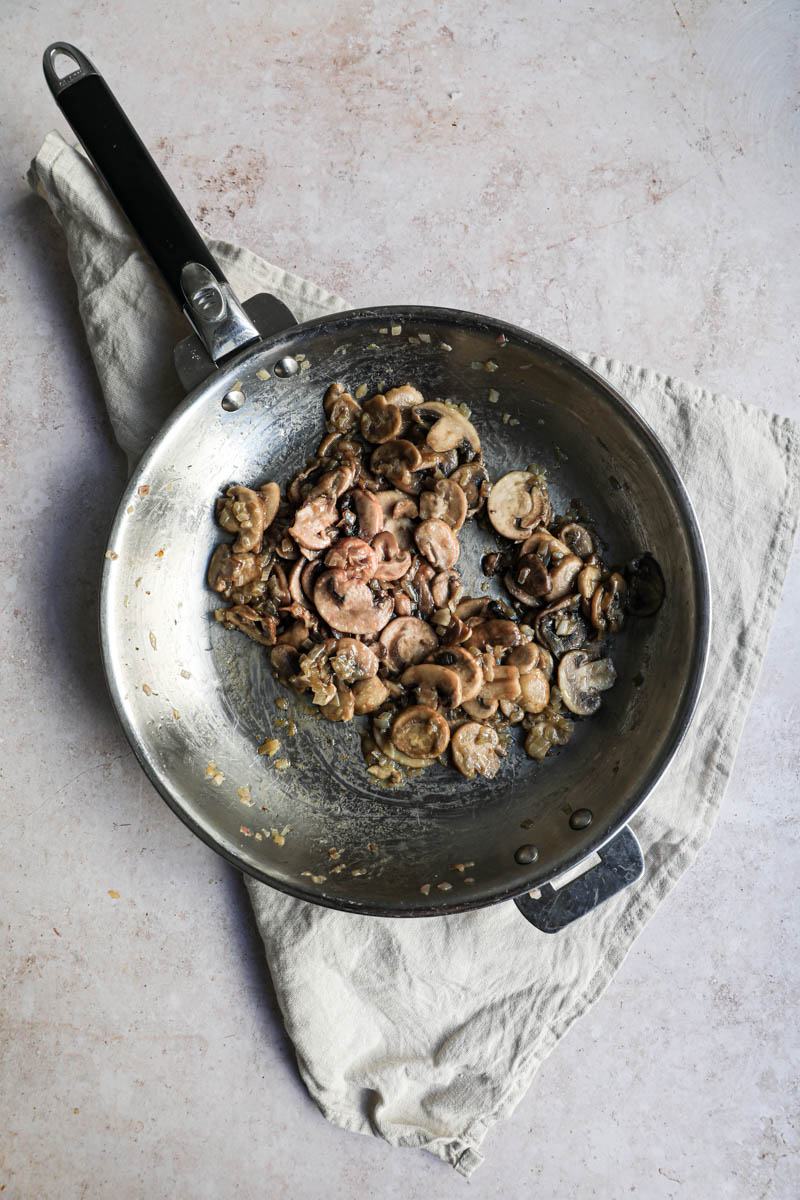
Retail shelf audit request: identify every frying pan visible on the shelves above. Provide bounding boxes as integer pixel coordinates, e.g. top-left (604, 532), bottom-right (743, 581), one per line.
top-left (44, 43), bottom-right (711, 931)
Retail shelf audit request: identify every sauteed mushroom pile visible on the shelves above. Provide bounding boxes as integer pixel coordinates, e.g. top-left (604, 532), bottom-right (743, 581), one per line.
top-left (207, 382), bottom-right (664, 782)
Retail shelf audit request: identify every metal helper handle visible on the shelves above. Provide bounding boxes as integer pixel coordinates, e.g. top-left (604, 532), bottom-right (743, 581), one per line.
top-left (42, 42), bottom-right (261, 365)
top-left (514, 826), bottom-right (644, 933)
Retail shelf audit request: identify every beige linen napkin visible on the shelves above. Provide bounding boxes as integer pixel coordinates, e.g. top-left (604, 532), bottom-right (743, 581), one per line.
top-left (30, 130), bottom-right (800, 1178)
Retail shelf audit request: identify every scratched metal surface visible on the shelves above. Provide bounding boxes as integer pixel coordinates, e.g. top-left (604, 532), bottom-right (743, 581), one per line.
top-left (100, 307), bottom-right (707, 912)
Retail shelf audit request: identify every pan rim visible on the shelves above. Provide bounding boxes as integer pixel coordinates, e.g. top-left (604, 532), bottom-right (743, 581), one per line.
top-left (99, 304), bottom-right (712, 918)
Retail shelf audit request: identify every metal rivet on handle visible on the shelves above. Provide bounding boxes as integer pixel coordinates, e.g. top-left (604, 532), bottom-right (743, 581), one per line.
top-left (221, 389), bottom-right (244, 412)
top-left (569, 809), bottom-right (593, 830)
top-left (514, 844), bottom-right (538, 865)
top-left (273, 356), bottom-right (299, 378)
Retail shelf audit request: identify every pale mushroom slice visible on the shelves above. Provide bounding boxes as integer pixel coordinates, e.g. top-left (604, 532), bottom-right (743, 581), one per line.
top-left (451, 723), bottom-right (501, 780)
top-left (215, 485), bottom-right (266, 553)
top-left (558, 645), bottom-right (617, 716)
top-left (379, 617), bottom-right (439, 671)
top-left (352, 676), bottom-right (389, 714)
top-left (374, 490), bottom-right (416, 550)
top-left (289, 495), bottom-right (339, 550)
top-left (360, 394), bottom-right (402, 443)
top-left (351, 488), bottom-right (384, 540)
top-left (309, 460), bottom-right (355, 502)
top-left (390, 705), bottom-right (450, 759)
top-left (412, 402), bottom-right (481, 454)
top-left (330, 638), bottom-right (379, 683)
top-left (418, 478), bottom-right (468, 531)
top-left (430, 569), bottom-right (463, 609)
top-left (384, 384), bottom-right (425, 410)
top-left (313, 570), bottom-right (394, 635)
top-left (518, 667), bottom-right (550, 714)
top-left (323, 382), bottom-right (361, 432)
top-left (400, 664), bottom-right (463, 710)
top-left (479, 665), bottom-right (521, 702)
top-left (487, 472), bottom-right (551, 540)
top-left (425, 645), bottom-right (484, 702)
top-left (577, 563), bottom-right (602, 613)
top-left (415, 518), bottom-right (459, 569)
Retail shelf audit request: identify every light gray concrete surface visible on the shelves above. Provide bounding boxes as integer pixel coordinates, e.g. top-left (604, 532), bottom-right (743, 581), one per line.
top-left (1, 1), bottom-right (798, 1197)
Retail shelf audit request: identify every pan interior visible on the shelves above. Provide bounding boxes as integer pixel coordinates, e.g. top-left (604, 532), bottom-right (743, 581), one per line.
top-left (101, 308), bottom-right (708, 914)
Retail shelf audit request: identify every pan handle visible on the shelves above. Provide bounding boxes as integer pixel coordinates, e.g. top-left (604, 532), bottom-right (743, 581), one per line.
top-left (42, 42), bottom-right (261, 365)
top-left (513, 826), bottom-right (644, 933)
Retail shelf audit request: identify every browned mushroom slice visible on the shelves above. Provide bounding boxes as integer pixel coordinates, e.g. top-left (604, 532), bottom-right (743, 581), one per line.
top-left (505, 643), bottom-right (540, 674)
top-left (313, 570), bottom-right (394, 635)
top-left (287, 558), bottom-right (308, 609)
top-left (351, 487), bottom-right (384, 540)
top-left (461, 694), bottom-right (499, 719)
top-left (524, 709), bottom-right (573, 759)
top-left (370, 440), bottom-right (422, 493)
top-left (207, 544), bottom-right (262, 592)
top-left (401, 663), bottom-right (463, 710)
top-left (413, 402), bottom-right (481, 454)
top-left (215, 486), bottom-right (266, 553)
top-left (360, 394), bottom-right (403, 443)
top-left (384, 384), bottom-right (424, 409)
top-left (487, 472), bottom-right (550, 540)
top-left (379, 616), bottom-right (439, 671)
top-left (418, 478), bottom-right (468, 531)
top-left (390, 705), bottom-right (450, 759)
top-left (548, 554), bottom-right (583, 601)
top-left (415, 519), bottom-right (459, 570)
top-left (590, 572), bottom-right (627, 634)
top-left (330, 638), bottom-right (379, 683)
top-left (454, 596), bottom-right (492, 620)
top-left (207, 543), bottom-right (233, 592)
top-left (535, 596), bottom-right (589, 657)
top-left (558, 645), bottom-right (616, 716)
top-left (323, 382), bottom-right (362, 433)
top-left (266, 561), bottom-right (291, 608)
top-left (425, 645), bottom-right (484, 702)
top-left (214, 604), bottom-right (277, 646)
top-left (411, 560), bottom-right (436, 619)
top-left (324, 538), bottom-right (377, 584)
top-left (430, 569), bottom-right (463, 609)
top-left (464, 619), bottom-right (520, 651)
top-left (300, 558), bottom-right (323, 606)
top-left (321, 684), bottom-right (356, 722)
top-left (519, 528), bottom-right (570, 563)
top-left (277, 618), bottom-right (315, 650)
top-left (481, 665), bottom-right (521, 702)
top-left (559, 522), bottom-right (594, 558)
top-left (451, 722), bottom-right (501, 779)
top-left (289, 495), bottom-right (338, 550)
top-left (504, 553), bottom-right (552, 605)
top-left (450, 461), bottom-right (490, 515)
top-left (577, 563), bottom-right (602, 612)
top-left (259, 481), bottom-right (281, 529)
top-left (270, 643), bottom-right (303, 688)
top-left (518, 667), bottom-right (550, 714)
top-left (372, 531), bottom-right (412, 582)
top-left (352, 676), bottom-right (389, 714)
top-left (309, 461), bottom-right (355, 501)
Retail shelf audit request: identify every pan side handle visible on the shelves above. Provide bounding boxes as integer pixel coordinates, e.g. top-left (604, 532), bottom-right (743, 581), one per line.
top-left (514, 826), bottom-right (644, 933)
top-left (42, 43), bottom-right (263, 365)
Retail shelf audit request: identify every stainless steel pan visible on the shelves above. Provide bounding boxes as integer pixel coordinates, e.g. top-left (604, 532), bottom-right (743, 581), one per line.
top-left (44, 43), bottom-right (711, 931)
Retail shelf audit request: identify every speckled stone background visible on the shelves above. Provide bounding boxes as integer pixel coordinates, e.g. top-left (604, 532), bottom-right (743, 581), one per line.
top-left (1, 2), bottom-right (798, 1197)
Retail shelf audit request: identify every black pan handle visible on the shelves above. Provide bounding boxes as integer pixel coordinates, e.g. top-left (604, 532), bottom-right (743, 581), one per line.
top-left (514, 825), bottom-right (644, 933)
top-left (43, 42), bottom-right (261, 365)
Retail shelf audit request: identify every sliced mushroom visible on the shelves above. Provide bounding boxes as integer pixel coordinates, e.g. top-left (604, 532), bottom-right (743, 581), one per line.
top-left (324, 538), bottom-right (377, 584)
top-left (323, 382), bottom-right (361, 432)
top-left (415, 518), bottom-right (459, 569)
top-left (214, 604), bottom-right (277, 646)
top-left (577, 563), bottom-right (602, 611)
top-left (413, 402), bottom-right (481, 454)
top-left (411, 560), bottom-right (436, 618)
top-left (278, 618), bottom-right (315, 650)
top-left (352, 676), bottom-right (389, 714)
top-left (455, 597), bottom-right (492, 620)
top-left (288, 557), bottom-right (309, 609)
top-left (321, 684), bottom-right (356, 722)
top-left (384, 384), bottom-right (425, 409)
top-left (441, 614), bottom-right (472, 645)
top-left (519, 528), bottom-right (570, 564)
top-left (624, 553), bottom-right (665, 617)
top-left (379, 616), bottom-right (439, 671)
top-left (309, 461), bottom-right (355, 501)
top-left (401, 664), bottom-right (463, 710)
top-left (425, 645), bottom-right (484, 702)
top-left (461, 694), bottom-right (499, 719)
top-left (487, 472), bottom-right (551, 540)
top-left (290, 644), bottom-right (337, 703)
top-left (370, 440), bottom-right (422, 493)
top-left (480, 665), bottom-right (521, 702)
top-left (360, 394), bottom-right (402, 443)
top-left (207, 544), bottom-right (262, 592)
top-left (559, 522), bottom-right (594, 558)
top-left (300, 558), bottom-right (323, 606)
top-left (558, 645), bottom-right (616, 716)
top-left (258, 482), bottom-right (281, 532)
top-left (450, 461), bottom-right (490, 516)
top-left (215, 485), bottom-right (266, 553)
top-left (350, 488), bottom-right (384, 541)
top-left (313, 570), bottom-right (394, 635)
top-left (451, 722), bottom-right (501, 779)
top-left (590, 572), bottom-right (627, 634)
top-left (464, 619), bottom-right (520, 651)
top-left (270, 643), bottom-right (302, 687)
top-left (518, 667), bottom-right (550, 714)
top-left (504, 553), bottom-right (552, 605)
top-left (330, 638), bottom-right (379, 683)
top-left (390, 705), bottom-right (450, 759)
top-left (548, 554), bottom-right (583, 601)
top-left (289, 495), bottom-right (338, 550)
top-left (418, 478), bottom-right (468, 531)
top-left (430, 569), bottom-right (463, 609)
top-left (524, 710), bottom-right (573, 759)
top-left (535, 596), bottom-right (589, 658)
top-left (371, 530), bottom-right (412, 582)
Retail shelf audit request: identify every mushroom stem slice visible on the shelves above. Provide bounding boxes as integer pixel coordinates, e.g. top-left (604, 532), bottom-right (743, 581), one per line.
top-left (558, 646), bottom-right (617, 716)
top-left (451, 722), bottom-right (501, 779)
